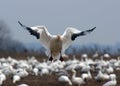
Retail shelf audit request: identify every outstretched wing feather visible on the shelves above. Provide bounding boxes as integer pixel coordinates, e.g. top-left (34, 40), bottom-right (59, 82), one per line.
top-left (18, 21), bottom-right (40, 39)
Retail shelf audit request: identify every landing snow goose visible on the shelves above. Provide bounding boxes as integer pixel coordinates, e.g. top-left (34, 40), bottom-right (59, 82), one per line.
top-left (18, 21), bottom-right (96, 61)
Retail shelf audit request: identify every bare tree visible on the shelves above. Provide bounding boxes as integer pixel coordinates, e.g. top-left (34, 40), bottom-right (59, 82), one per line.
top-left (0, 20), bottom-right (26, 52)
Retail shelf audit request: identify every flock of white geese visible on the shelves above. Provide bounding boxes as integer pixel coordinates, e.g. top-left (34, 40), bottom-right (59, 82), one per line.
top-left (0, 53), bottom-right (120, 86)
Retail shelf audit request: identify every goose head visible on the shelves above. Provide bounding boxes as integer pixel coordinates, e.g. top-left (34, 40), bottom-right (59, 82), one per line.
top-left (56, 35), bottom-right (62, 41)
top-left (71, 69), bottom-right (76, 73)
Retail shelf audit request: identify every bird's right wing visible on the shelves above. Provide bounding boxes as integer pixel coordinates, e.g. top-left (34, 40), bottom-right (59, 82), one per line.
top-left (61, 27), bottom-right (81, 52)
top-left (61, 27), bottom-right (96, 52)
top-left (18, 21), bottom-right (52, 49)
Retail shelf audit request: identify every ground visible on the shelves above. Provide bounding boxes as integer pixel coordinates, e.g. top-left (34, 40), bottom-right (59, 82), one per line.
top-left (0, 53), bottom-right (120, 86)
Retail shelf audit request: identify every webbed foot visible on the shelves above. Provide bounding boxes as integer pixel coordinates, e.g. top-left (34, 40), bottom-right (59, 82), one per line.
top-left (60, 56), bottom-right (64, 61)
top-left (49, 56), bottom-right (53, 61)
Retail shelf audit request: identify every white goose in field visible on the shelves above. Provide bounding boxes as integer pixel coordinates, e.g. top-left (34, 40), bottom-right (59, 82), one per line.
top-left (17, 84), bottom-right (29, 86)
top-left (13, 68), bottom-right (29, 78)
top-left (102, 74), bottom-right (117, 86)
top-left (32, 67), bottom-right (39, 76)
top-left (13, 75), bottom-right (21, 83)
top-left (94, 70), bottom-right (109, 82)
top-left (18, 21), bottom-right (96, 61)
top-left (81, 71), bottom-right (92, 81)
top-left (71, 69), bottom-right (85, 86)
top-left (0, 71), bottom-right (6, 86)
top-left (58, 75), bottom-right (72, 86)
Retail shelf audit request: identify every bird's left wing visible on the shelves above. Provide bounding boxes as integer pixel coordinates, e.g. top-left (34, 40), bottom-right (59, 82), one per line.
top-left (18, 21), bottom-right (52, 49)
top-left (61, 27), bottom-right (96, 52)
top-left (18, 21), bottom-right (40, 39)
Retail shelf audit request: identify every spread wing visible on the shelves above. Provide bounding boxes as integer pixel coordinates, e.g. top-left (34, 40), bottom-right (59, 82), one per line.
top-left (61, 27), bottom-right (96, 52)
top-left (18, 21), bottom-right (40, 39)
top-left (18, 21), bottom-right (52, 49)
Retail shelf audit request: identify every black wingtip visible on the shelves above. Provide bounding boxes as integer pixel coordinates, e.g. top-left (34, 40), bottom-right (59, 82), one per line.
top-left (93, 27), bottom-right (96, 30)
top-left (18, 21), bottom-right (23, 26)
top-left (91, 27), bottom-right (96, 31)
top-left (88, 27), bottom-right (96, 32)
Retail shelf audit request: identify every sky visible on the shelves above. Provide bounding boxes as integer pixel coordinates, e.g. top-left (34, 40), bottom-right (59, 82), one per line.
top-left (0, 0), bottom-right (120, 45)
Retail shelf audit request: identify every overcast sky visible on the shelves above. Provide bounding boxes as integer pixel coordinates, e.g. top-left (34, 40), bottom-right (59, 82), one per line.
top-left (0, 0), bottom-right (120, 45)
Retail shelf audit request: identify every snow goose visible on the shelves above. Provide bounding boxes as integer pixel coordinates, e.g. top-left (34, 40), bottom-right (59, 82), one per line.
top-left (32, 67), bottom-right (39, 76)
top-left (81, 71), bottom-right (92, 81)
top-left (18, 21), bottom-right (96, 61)
top-left (103, 53), bottom-right (111, 59)
top-left (105, 65), bottom-right (114, 74)
top-left (13, 68), bottom-right (29, 78)
top-left (102, 74), bottom-right (117, 86)
top-left (0, 71), bottom-right (6, 86)
top-left (81, 53), bottom-right (88, 61)
top-left (40, 68), bottom-right (50, 76)
top-left (58, 75), bottom-right (72, 85)
top-left (81, 64), bottom-right (91, 73)
top-left (13, 75), bottom-right (21, 83)
top-left (17, 84), bottom-right (29, 86)
top-left (71, 69), bottom-right (85, 86)
top-left (94, 70), bottom-right (109, 82)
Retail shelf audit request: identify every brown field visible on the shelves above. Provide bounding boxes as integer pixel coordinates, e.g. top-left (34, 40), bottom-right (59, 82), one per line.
top-left (0, 52), bottom-right (120, 86)
top-left (2, 70), bottom-right (120, 86)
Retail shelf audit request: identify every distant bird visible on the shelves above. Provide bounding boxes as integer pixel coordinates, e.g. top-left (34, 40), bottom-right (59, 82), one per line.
top-left (32, 67), bottom-right (39, 76)
top-left (40, 68), bottom-right (50, 76)
top-left (17, 84), bottom-right (29, 86)
top-left (81, 71), bottom-right (92, 81)
top-left (94, 70), bottom-right (109, 82)
top-left (0, 71), bottom-right (6, 86)
top-left (58, 75), bottom-right (72, 86)
top-left (13, 68), bottom-right (29, 78)
top-left (103, 53), bottom-right (111, 58)
top-left (13, 75), bottom-right (21, 83)
top-left (71, 69), bottom-right (85, 86)
top-left (18, 21), bottom-right (96, 61)
top-left (102, 74), bottom-right (117, 86)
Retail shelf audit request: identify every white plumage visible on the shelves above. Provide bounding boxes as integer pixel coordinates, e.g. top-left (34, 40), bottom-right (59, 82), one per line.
top-left (13, 75), bottom-right (21, 83)
top-left (81, 71), bottom-right (92, 80)
top-left (17, 84), bottom-right (29, 86)
top-left (58, 75), bottom-right (72, 85)
top-left (18, 21), bottom-right (96, 61)
top-left (32, 67), bottom-right (39, 76)
top-left (13, 68), bottom-right (29, 77)
top-left (94, 70), bottom-right (109, 81)
top-left (0, 71), bottom-right (6, 86)
top-left (102, 74), bottom-right (117, 86)
top-left (72, 69), bottom-right (85, 86)
top-left (40, 68), bottom-right (49, 76)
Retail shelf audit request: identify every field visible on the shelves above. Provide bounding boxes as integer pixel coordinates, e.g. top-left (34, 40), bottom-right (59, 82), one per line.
top-left (3, 70), bottom-right (120, 86)
top-left (0, 52), bottom-right (120, 86)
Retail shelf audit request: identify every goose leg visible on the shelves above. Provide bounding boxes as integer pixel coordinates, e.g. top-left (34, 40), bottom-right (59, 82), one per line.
top-left (59, 51), bottom-right (64, 61)
top-left (49, 56), bottom-right (53, 61)
top-left (49, 51), bottom-right (53, 61)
